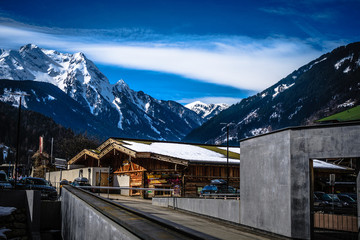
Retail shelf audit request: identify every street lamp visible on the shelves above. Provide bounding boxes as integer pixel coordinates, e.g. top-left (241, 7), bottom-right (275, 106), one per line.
top-left (11, 92), bottom-right (30, 187)
top-left (220, 122), bottom-right (235, 190)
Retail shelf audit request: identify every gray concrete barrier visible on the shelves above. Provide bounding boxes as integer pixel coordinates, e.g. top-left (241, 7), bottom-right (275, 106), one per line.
top-left (152, 197), bottom-right (240, 223)
top-left (61, 187), bottom-right (140, 240)
top-left (0, 190), bottom-right (41, 238)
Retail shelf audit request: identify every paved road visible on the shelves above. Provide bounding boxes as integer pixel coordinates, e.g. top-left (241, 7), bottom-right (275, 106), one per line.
top-left (100, 194), bottom-right (286, 240)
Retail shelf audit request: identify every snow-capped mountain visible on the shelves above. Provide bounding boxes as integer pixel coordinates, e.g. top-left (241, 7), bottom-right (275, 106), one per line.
top-left (184, 42), bottom-right (360, 145)
top-left (185, 101), bottom-right (229, 121)
top-left (0, 44), bottom-right (203, 141)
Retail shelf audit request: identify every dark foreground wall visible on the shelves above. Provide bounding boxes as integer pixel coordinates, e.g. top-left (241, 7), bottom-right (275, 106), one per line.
top-left (240, 123), bottom-right (360, 239)
top-left (0, 190), bottom-right (41, 238)
top-left (61, 187), bottom-right (139, 240)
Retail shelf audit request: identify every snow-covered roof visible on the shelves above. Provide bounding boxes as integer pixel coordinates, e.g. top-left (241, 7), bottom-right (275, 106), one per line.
top-left (122, 140), bottom-right (240, 164)
top-left (218, 147), bottom-right (240, 154)
top-left (313, 159), bottom-right (350, 170)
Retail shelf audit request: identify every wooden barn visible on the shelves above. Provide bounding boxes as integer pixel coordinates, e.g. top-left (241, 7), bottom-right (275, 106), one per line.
top-left (68, 138), bottom-right (240, 197)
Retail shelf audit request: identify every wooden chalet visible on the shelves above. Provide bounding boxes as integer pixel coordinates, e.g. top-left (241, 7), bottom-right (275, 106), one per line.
top-left (68, 138), bottom-right (240, 197)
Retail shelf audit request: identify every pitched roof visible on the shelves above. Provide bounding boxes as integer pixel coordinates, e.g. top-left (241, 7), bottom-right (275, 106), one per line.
top-left (120, 140), bottom-right (240, 164)
top-left (68, 138), bottom-right (240, 165)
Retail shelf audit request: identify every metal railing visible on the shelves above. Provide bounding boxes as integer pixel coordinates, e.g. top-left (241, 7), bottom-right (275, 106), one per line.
top-left (200, 193), bottom-right (240, 200)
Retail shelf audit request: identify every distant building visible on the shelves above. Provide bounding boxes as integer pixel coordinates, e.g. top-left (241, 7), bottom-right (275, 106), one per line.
top-left (67, 138), bottom-right (241, 197)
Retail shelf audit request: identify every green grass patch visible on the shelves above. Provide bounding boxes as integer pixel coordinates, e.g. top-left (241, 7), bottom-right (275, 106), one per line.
top-left (114, 139), bottom-right (153, 145)
top-left (90, 149), bottom-right (101, 154)
top-left (199, 145), bottom-right (240, 159)
top-left (318, 105), bottom-right (360, 122)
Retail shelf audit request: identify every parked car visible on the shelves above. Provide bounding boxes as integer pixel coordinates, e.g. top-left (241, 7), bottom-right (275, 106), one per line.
top-left (328, 194), bottom-right (349, 208)
top-left (337, 193), bottom-right (356, 208)
top-left (342, 192), bottom-right (357, 201)
top-left (60, 179), bottom-right (69, 187)
top-left (0, 170), bottom-right (12, 190)
top-left (19, 177), bottom-right (57, 200)
top-left (71, 177), bottom-right (94, 192)
top-left (313, 193), bottom-right (330, 207)
top-left (200, 184), bottom-right (237, 197)
top-left (314, 192), bottom-right (344, 208)
top-left (210, 179), bottom-right (227, 185)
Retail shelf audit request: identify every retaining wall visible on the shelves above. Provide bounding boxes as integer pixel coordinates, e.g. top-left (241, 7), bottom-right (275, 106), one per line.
top-left (152, 197), bottom-right (240, 223)
top-left (61, 187), bottom-right (139, 240)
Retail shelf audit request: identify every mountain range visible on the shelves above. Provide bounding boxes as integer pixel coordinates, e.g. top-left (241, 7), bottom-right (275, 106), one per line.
top-left (185, 101), bottom-right (229, 121)
top-left (184, 42), bottom-right (360, 145)
top-left (0, 44), bottom-right (224, 141)
top-left (1, 42), bottom-right (359, 145)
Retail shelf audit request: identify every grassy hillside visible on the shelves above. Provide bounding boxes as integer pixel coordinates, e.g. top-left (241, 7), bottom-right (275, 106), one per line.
top-left (318, 105), bottom-right (360, 122)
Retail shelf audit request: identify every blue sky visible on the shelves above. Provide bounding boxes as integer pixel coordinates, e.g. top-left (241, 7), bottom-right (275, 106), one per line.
top-left (0, 0), bottom-right (359, 104)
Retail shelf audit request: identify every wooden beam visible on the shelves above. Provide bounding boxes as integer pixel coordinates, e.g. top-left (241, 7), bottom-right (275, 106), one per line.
top-left (96, 138), bottom-right (118, 152)
top-left (136, 152), bottom-right (151, 158)
top-left (184, 175), bottom-right (240, 179)
top-left (114, 169), bottom-right (146, 174)
top-left (150, 169), bottom-right (183, 172)
top-left (68, 149), bottom-right (99, 165)
top-left (150, 153), bottom-right (189, 166)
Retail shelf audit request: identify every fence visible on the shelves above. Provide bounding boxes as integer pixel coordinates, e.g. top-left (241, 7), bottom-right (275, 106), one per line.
top-left (314, 212), bottom-right (357, 232)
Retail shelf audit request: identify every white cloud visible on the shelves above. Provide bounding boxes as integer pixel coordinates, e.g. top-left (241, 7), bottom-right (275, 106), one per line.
top-left (0, 23), bottom-right (324, 91)
top-left (73, 40), bottom-right (322, 91)
top-left (178, 96), bottom-right (243, 105)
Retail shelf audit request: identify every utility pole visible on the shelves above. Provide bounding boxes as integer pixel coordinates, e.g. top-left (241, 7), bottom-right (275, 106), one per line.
top-left (220, 123), bottom-right (234, 191)
top-left (11, 92), bottom-right (30, 188)
top-left (49, 138), bottom-right (53, 183)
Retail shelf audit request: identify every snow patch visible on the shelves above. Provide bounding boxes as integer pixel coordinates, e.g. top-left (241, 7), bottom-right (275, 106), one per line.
top-left (0, 206), bottom-right (16, 216)
top-left (145, 102), bottom-right (150, 113)
top-left (218, 147), bottom-right (240, 155)
top-left (112, 98), bottom-right (123, 129)
top-left (0, 227), bottom-right (11, 239)
top-left (151, 125), bottom-right (161, 135)
top-left (250, 127), bottom-right (269, 136)
top-left (46, 95), bottom-right (56, 101)
top-left (343, 66), bottom-right (351, 73)
top-left (0, 89), bottom-right (28, 108)
top-left (308, 57), bottom-right (327, 70)
top-left (334, 55), bottom-right (353, 70)
top-left (272, 83), bottom-right (295, 98)
top-left (288, 106), bottom-right (303, 120)
top-left (337, 100), bottom-right (355, 108)
top-left (239, 108), bottom-right (259, 125)
top-left (270, 112), bottom-right (280, 119)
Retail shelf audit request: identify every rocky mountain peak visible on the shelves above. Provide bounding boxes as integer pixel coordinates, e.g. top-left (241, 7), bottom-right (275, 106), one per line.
top-left (19, 43), bottom-right (40, 52)
top-left (0, 44), bottom-right (206, 141)
top-left (185, 101), bottom-right (229, 121)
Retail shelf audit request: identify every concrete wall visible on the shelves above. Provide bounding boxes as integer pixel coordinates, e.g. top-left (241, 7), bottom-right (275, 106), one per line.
top-left (240, 123), bottom-right (360, 239)
top-left (0, 190), bottom-right (41, 237)
top-left (115, 175), bottom-right (130, 196)
top-left (61, 187), bottom-right (139, 240)
top-left (152, 197), bottom-right (240, 223)
top-left (240, 130), bottom-right (292, 237)
top-left (46, 167), bottom-right (109, 189)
